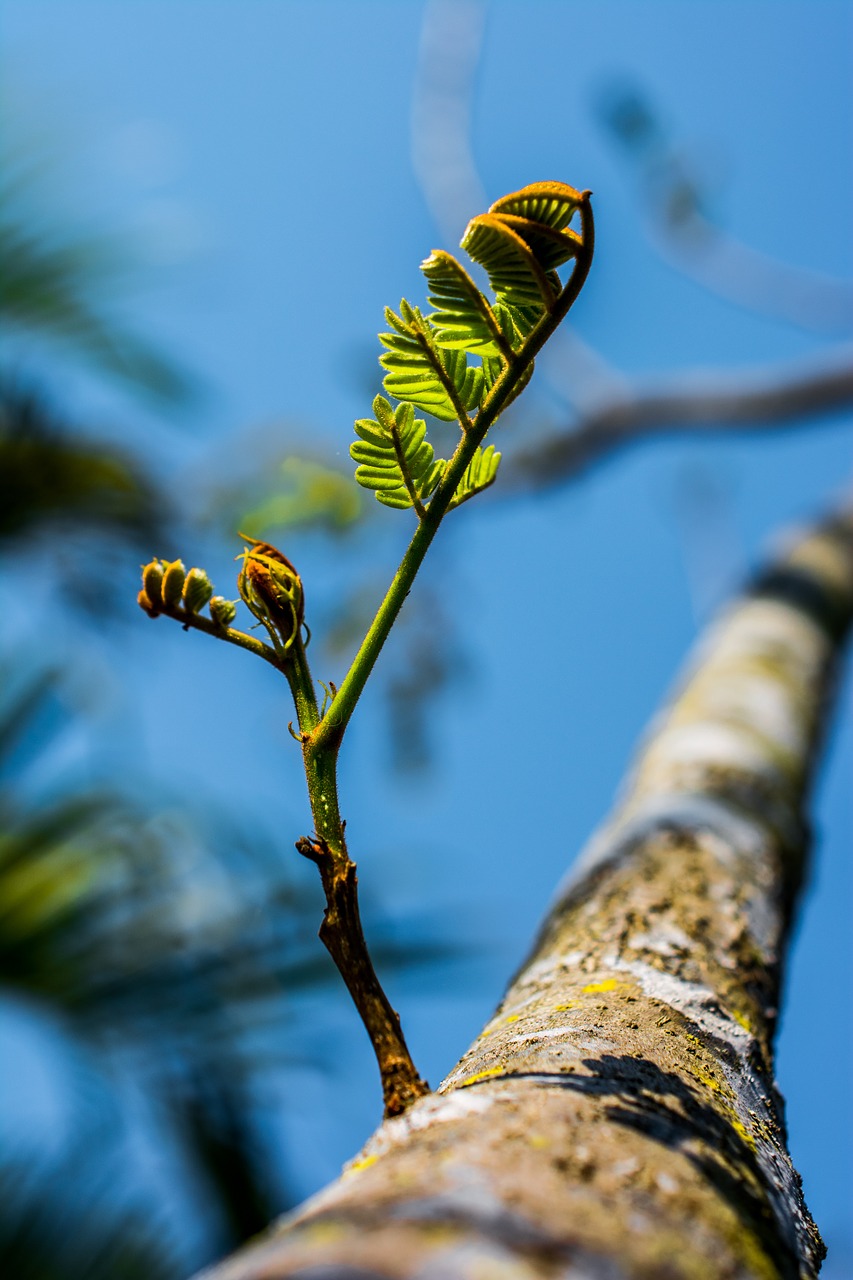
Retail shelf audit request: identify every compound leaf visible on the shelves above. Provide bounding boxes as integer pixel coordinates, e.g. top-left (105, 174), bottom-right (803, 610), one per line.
top-left (351, 396), bottom-right (445, 512)
top-left (379, 305), bottom-right (484, 422)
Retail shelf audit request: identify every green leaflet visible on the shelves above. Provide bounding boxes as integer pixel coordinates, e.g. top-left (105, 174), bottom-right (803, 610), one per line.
top-left (448, 445), bottom-right (501, 510)
top-left (351, 396), bottom-right (445, 510)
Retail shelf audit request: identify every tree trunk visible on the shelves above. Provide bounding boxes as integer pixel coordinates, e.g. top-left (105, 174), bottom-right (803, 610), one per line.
top-left (200, 509), bottom-right (853, 1280)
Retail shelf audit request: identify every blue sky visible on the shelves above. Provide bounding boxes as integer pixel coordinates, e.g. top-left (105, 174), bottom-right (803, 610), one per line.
top-left (2, 0), bottom-right (851, 1272)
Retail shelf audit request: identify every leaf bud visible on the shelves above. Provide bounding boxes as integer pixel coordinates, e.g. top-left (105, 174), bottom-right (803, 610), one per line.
top-left (141, 559), bottom-right (165, 607)
top-left (209, 595), bottom-right (237, 628)
top-left (237, 538), bottom-right (304, 650)
top-left (137, 589), bottom-right (159, 617)
top-left (182, 567), bottom-right (214, 613)
top-left (160, 559), bottom-right (186, 608)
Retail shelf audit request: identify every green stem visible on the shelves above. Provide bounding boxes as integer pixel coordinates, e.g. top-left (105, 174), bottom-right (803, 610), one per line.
top-left (283, 634), bottom-right (342, 844)
top-left (312, 194), bottom-right (594, 755)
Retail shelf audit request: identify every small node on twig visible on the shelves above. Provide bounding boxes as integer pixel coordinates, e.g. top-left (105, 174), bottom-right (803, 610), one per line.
top-left (295, 835), bottom-right (328, 867)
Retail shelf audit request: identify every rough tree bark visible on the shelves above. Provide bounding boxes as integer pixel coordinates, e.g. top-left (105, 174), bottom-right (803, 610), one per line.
top-left (200, 508), bottom-right (853, 1280)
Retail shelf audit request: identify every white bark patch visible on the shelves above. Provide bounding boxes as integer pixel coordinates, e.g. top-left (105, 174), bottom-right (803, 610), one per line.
top-left (614, 959), bottom-right (751, 1053)
top-left (505, 1025), bottom-right (585, 1045)
top-left (357, 1089), bottom-right (498, 1161)
top-left (560, 792), bottom-right (772, 890)
top-left (628, 923), bottom-right (693, 957)
top-left (636, 721), bottom-right (791, 790)
top-left (674, 666), bottom-right (810, 759)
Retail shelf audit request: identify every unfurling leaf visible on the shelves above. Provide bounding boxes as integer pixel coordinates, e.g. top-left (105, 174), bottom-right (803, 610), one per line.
top-left (355, 182), bottom-right (588, 518)
top-left (461, 214), bottom-right (557, 309)
top-left (420, 251), bottom-right (510, 358)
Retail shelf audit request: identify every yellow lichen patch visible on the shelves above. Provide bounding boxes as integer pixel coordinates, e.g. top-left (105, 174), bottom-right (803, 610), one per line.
top-left (580, 977), bottom-right (637, 998)
top-left (528, 1134), bottom-right (549, 1149)
top-left (728, 1222), bottom-right (780, 1280)
top-left (553, 1001), bottom-right (578, 1011)
top-left (729, 1115), bottom-right (758, 1154)
top-left (731, 1007), bottom-right (753, 1033)
top-left (690, 1066), bottom-right (723, 1096)
top-left (303, 1221), bottom-right (346, 1244)
top-left (482, 1011), bottom-right (522, 1035)
top-left (581, 978), bottom-right (620, 995)
top-left (458, 1065), bottom-right (506, 1088)
top-left (344, 1154), bottom-right (378, 1176)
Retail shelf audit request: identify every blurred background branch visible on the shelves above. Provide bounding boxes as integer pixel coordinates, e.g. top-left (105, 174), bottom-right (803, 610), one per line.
top-left (596, 78), bottom-right (853, 335)
top-left (512, 350), bottom-right (853, 490)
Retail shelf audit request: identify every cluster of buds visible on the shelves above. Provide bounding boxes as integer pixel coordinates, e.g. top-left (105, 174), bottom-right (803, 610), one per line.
top-left (138, 558), bottom-right (238, 629)
top-left (237, 537), bottom-right (304, 652)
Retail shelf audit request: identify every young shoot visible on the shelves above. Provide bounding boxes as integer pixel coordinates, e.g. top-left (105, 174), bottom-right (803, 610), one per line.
top-left (139, 181), bottom-right (595, 1117)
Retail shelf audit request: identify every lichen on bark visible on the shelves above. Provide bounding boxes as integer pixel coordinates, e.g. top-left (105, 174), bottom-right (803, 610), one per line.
top-left (199, 512), bottom-right (853, 1280)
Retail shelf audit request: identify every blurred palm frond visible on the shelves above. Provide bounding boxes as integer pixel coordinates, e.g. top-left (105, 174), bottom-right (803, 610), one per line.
top-left (0, 196), bottom-right (193, 405)
top-left (0, 379), bottom-right (165, 548)
top-left (0, 1154), bottom-right (182, 1280)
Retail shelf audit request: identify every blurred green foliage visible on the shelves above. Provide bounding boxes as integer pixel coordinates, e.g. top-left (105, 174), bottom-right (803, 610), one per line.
top-left (0, 164), bottom-right (450, 1277)
top-left (0, 162), bottom-right (193, 404)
